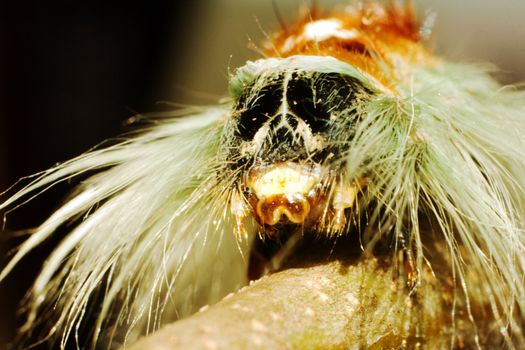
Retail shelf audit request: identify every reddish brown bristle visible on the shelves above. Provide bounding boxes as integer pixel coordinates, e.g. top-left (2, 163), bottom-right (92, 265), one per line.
top-left (266, 2), bottom-right (433, 89)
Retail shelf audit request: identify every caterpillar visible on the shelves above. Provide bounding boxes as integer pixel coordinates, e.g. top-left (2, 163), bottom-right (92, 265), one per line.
top-left (1, 1), bottom-right (525, 349)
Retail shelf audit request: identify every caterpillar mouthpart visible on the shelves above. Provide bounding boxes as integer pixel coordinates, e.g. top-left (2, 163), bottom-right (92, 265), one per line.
top-left (255, 193), bottom-right (311, 225)
top-left (246, 162), bottom-right (320, 226)
top-left (240, 162), bottom-right (360, 230)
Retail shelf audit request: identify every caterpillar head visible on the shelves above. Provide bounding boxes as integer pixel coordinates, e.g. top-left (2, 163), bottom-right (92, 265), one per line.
top-left (222, 57), bottom-right (374, 237)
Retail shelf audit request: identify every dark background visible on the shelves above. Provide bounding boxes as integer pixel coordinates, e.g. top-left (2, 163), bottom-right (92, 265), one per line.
top-left (0, 0), bottom-right (524, 348)
top-left (0, 1), bottom-right (204, 347)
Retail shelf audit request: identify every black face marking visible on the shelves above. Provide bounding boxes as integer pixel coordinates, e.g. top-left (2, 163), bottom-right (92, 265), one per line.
top-left (236, 76), bottom-right (283, 141)
top-left (225, 71), bottom-right (373, 169)
top-left (286, 72), bottom-right (363, 134)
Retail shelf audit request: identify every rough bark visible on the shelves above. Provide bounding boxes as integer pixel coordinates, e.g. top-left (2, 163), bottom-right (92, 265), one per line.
top-left (124, 258), bottom-right (452, 350)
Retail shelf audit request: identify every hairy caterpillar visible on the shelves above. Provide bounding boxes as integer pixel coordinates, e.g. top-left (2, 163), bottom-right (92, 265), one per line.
top-left (1, 1), bottom-right (525, 349)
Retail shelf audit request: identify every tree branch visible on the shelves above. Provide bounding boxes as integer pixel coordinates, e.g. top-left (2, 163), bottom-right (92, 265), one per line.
top-left (125, 258), bottom-right (451, 350)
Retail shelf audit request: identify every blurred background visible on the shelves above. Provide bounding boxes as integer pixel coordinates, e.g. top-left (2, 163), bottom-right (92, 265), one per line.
top-left (0, 0), bottom-right (524, 348)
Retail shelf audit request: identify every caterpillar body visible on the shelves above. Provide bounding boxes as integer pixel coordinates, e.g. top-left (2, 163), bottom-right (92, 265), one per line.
top-left (1, 2), bottom-right (525, 349)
